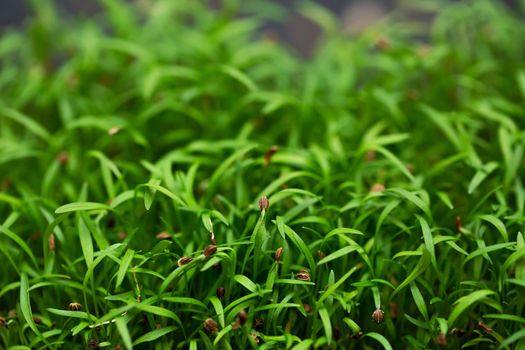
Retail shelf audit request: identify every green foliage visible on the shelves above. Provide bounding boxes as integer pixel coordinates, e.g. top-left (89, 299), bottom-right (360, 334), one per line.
top-left (1, 0), bottom-right (525, 348)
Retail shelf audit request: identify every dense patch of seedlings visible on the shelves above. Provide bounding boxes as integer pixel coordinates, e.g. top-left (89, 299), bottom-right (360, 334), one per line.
top-left (0, 0), bottom-right (525, 349)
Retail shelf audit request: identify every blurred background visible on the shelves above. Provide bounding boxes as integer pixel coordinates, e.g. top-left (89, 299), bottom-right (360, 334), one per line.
top-left (0, 0), bottom-right (519, 51)
top-left (2, 0), bottom-right (521, 56)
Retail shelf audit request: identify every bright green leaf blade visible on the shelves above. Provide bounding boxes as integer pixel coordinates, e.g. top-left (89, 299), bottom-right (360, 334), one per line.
top-left (317, 245), bottom-right (358, 265)
top-left (116, 249), bottom-right (134, 288)
top-left (478, 215), bottom-right (508, 242)
top-left (448, 290), bottom-right (495, 328)
top-left (55, 202), bottom-right (112, 214)
top-left (78, 215), bottom-right (94, 267)
top-left (365, 332), bottom-right (393, 350)
top-left (318, 307), bottom-right (332, 343)
top-left (115, 317), bottom-right (133, 350)
top-left (393, 250), bottom-right (431, 296)
top-left (133, 326), bottom-right (177, 346)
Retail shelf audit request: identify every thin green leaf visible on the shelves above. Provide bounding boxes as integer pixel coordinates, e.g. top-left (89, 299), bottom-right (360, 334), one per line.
top-left (393, 250), bottom-right (431, 296)
top-left (0, 224), bottom-right (38, 267)
top-left (388, 188), bottom-right (432, 219)
top-left (416, 215), bottom-right (437, 271)
top-left (55, 202), bottom-right (111, 214)
top-left (365, 332), bottom-right (393, 350)
top-left (162, 297), bottom-right (207, 309)
top-left (208, 296), bottom-right (225, 328)
top-left (478, 215), bottom-right (508, 242)
top-left (409, 282), bottom-right (429, 320)
top-left (214, 324), bottom-right (233, 346)
top-left (116, 249), bottom-right (134, 288)
top-left (78, 215), bottom-right (94, 267)
top-left (277, 221), bottom-right (316, 273)
top-left (317, 245), bottom-right (358, 265)
top-left (115, 317), bottom-right (133, 350)
top-left (374, 146), bottom-right (415, 182)
top-left (135, 304), bottom-right (183, 328)
top-left (46, 308), bottom-right (89, 319)
top-left (468, 162), bottom-right (498, 194)
top-left (20, 274), bottom-right (47, 343)
top-left (319, 265), bottom-right (361, 303)
top-left (1, 107), bottom-right (50, 141)
top-left (318, 307), bottom-right (332, 343)
top-left (436, 191), bottom-right (454, 209)
top-left (448, 290), bottom-right (495, 328)
top-left (133, 326), bottom-right (177, 346)
top-left (233, 275), bottom-right (257, 293)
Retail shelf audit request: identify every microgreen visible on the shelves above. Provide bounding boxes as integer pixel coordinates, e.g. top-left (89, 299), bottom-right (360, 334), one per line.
top-left (1, 0), bottom-right (525, 349)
